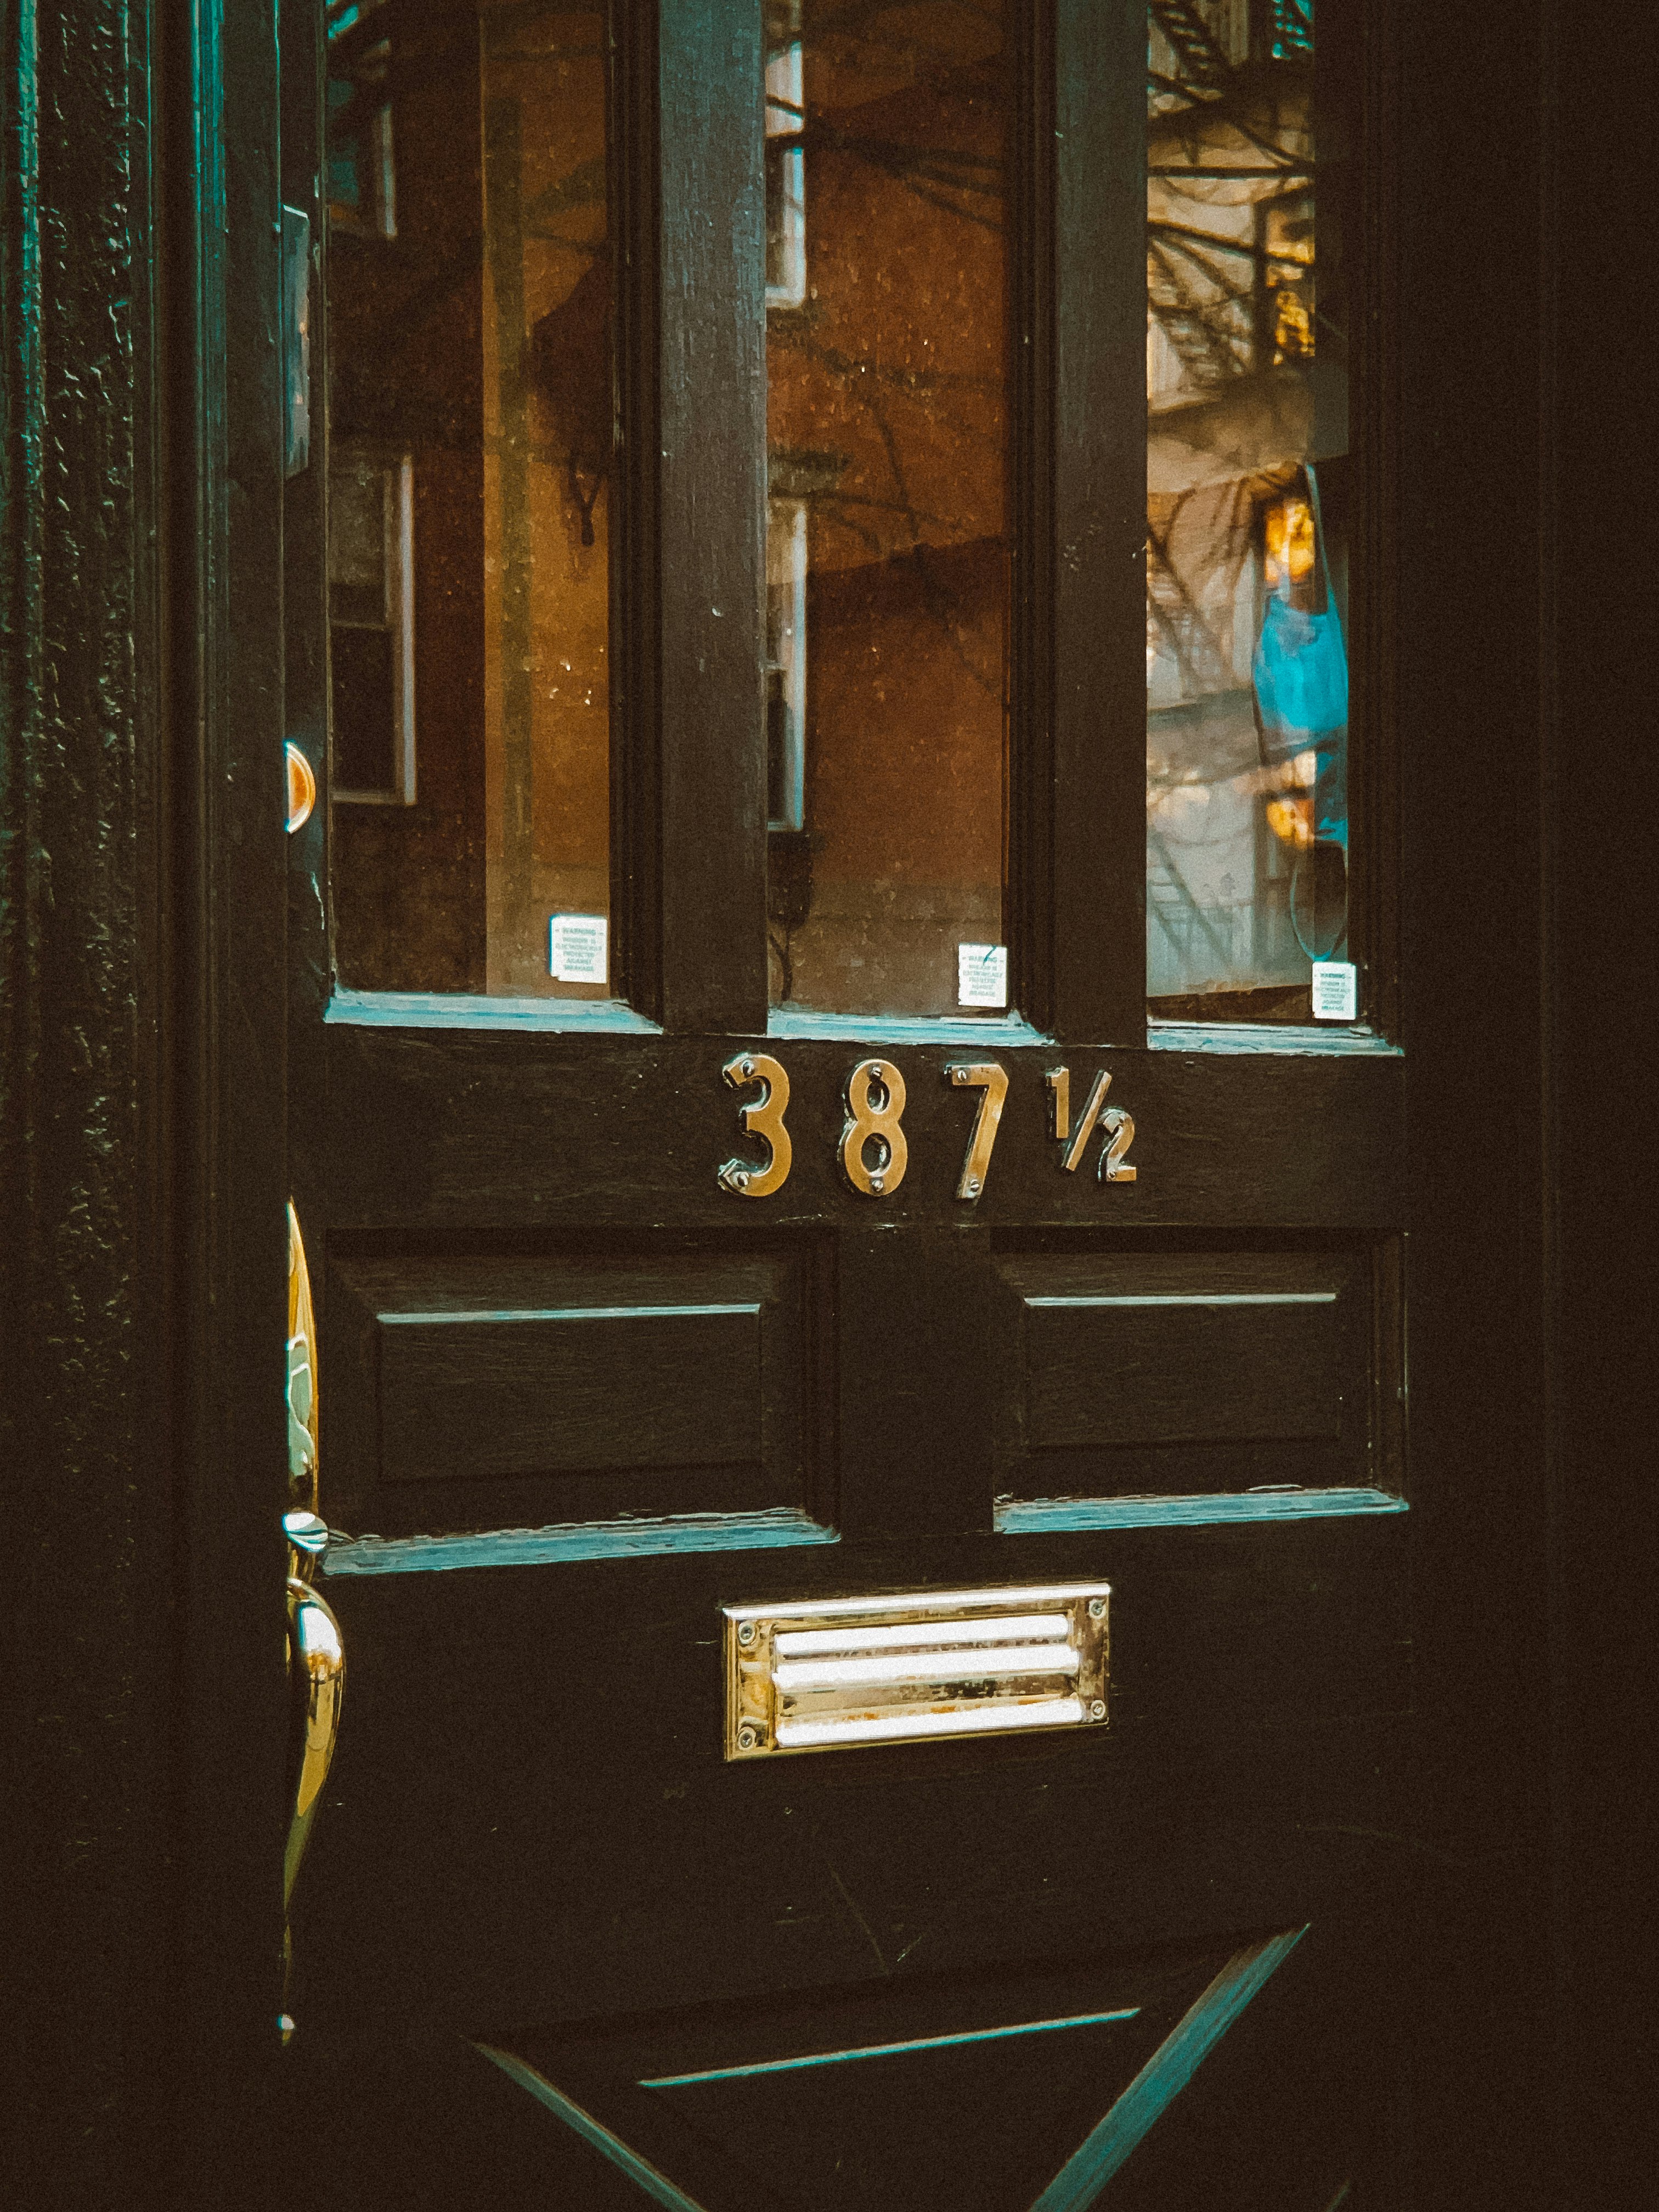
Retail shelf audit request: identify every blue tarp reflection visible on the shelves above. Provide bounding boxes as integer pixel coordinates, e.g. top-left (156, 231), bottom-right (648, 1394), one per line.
top-left (1251, 467), bottom-right (1347, 854)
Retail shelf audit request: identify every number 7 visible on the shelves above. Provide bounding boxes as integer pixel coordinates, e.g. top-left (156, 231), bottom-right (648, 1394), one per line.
top-left (945, 1063), bottom-right (1009, 1201)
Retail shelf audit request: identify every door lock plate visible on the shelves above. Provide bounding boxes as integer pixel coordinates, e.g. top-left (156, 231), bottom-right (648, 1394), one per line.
top-left (724, 1582), bottom-right (1110, 1759)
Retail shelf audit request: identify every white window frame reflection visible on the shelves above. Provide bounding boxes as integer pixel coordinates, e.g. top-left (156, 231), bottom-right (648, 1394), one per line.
top-left (367, 98), bottom-right (397, 240)
top-left (765, 4), bottom-right (805, 309)
top-left (330, 452), bottom-right (417, 806)
top-left (766, 496), bottom-right (808, 831)
top-left (1146, 486), bottom-right (1314, 995)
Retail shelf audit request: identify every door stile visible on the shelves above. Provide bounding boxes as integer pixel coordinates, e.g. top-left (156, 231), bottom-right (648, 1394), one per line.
top-left (1007, 0), bottom-right (1054, 1035)
top-left (608, 0), bottom-right (662, 1023)
top-left (163, 0), bottom-right (292, 2184)
top-left (651, 0), bottom-right (770, 1036)
top-left (281, 0), bottom-right (329, 1197)
top-left (1050, 0), bottom-right (1148, 1049)
top-left (1392, 0), bottom-right (1555, 2193)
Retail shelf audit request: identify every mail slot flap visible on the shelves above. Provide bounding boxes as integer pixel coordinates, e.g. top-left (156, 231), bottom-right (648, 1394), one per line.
top-left (726, 1584), bottom-right (1111, 1758)
top-left (998, 1252), bottom-right (1359, 1450)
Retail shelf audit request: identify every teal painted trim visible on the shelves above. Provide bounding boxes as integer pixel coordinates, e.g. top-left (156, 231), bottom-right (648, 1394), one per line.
top-left (641, 2006), bottom-right (1142, 2087)
top-left (323, 1506), bottom-right (839, 1578)
top-left (325, 988), bottom-right (661, 1034)
top-left (477, 2046), bottom-right (710, 2212)
top-left (1148, 1020), bottom-right (1400, 1057)
top-left (330, 994), bottom-right (1058, 1044)
top-left (768, 1008), bottom-right (1052, 1046)
top-left (1029, 1929), bottom-right (1308, 2212)
top-left (1024, 1292), bottom-right (1336, 1307)
top-left (379, 1303), bottom-right (760, 1327)
top-left (996, 1489), bottom-right (1406, 1534)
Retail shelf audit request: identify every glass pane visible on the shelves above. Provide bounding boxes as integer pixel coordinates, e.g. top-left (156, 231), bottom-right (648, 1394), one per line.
top-left (1146, 0), bottom-right (1353, 1023)
top-left (764, 0), bottom-right (1012, 1019)
top-left (326, 0), bottom-right (613, 998)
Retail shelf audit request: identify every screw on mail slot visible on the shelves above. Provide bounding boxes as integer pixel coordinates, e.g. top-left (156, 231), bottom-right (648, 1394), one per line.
top-left (723, 1583), bottom-right (1110, 1759)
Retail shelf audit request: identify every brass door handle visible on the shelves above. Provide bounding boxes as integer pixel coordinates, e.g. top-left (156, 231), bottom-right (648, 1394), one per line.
top-left (283, 1205), bottom-right (342, 2039)
top-left (284, 1562), bottom-right (344, 1909)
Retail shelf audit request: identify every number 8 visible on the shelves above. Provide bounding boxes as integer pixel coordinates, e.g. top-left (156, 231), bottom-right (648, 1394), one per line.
top-left (840, 1060), bottom-right (908, 1198)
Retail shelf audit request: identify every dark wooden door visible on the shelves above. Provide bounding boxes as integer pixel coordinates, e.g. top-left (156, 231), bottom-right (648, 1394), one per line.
top-left (270, 3), bottom-right (1510, 2205)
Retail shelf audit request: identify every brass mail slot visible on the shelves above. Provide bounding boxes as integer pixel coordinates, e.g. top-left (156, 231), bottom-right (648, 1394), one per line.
top-left (724, 1583), bottom-right (1110, 1760)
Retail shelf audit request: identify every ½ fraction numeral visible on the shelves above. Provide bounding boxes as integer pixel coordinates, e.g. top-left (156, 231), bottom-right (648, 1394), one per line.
top-left (1058, 1068), bottom-right (1137, 1183)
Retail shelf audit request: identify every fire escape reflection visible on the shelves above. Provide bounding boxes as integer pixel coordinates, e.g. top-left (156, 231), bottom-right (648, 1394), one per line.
top-left (1146, 0), bottom-right (1348, 1020)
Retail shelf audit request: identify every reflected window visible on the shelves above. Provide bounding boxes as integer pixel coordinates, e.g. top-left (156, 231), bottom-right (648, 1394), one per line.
top-left (765, 0), bottom-right (1012, 1019)
top-left (1146, 0), bottom-right (1352, 1023)
top-left (330, 452), bottom-right (415, 803)
top-left (765, 2), bottom-right (807, 309)
top-left (766, 497), bottom-right (808, 832)
top-left (326, 2), bottom-right (396, 239)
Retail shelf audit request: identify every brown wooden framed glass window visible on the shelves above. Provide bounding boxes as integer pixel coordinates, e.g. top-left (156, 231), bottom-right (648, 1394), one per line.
top-left (304, 0), bottom-right (1382, 1048)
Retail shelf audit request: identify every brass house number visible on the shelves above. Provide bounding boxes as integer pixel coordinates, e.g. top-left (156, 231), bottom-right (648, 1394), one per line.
top-left (717, 1058), bottom-right (1137, 1200)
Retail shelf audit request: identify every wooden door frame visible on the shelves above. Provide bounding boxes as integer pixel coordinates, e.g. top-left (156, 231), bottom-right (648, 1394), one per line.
top-left (4, 2), bottom-right (1645, 2206)
top-left (4, 2), bottom-right (289, 2204)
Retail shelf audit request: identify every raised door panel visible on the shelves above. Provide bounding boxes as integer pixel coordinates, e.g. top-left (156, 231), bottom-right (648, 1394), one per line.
top-left (992, 1244), bottom-right (1402, 1515)
top-left (324, 1248), bottom-right (822, 1541)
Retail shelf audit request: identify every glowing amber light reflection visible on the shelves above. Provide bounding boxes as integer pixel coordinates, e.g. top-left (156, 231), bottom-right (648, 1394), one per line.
top-left (1264, 497), bottom-right (1316, 591)
top-left (285, 741), bottom-right (317, 834)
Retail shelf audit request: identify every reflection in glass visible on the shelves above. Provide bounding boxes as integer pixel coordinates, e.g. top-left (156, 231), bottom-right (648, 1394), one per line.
top-left (326, 1), bottom-right (612, 996)
top-left (1146, 0), bottom-right (1351, 1022)
top-left (764, 1), bottom-right (1012, 1018)
top-left (329, 452), bottom-right (414, 802)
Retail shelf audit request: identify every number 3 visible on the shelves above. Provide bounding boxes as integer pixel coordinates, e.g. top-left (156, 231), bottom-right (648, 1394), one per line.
top-left (840, 1060), bottom-right (908, 1198)
top-left (718, 1054), bottom-right (792, 1197)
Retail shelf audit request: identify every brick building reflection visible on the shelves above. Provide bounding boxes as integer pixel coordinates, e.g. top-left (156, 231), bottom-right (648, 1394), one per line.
top-left (763, 0), bottom-right (1011, 1017)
